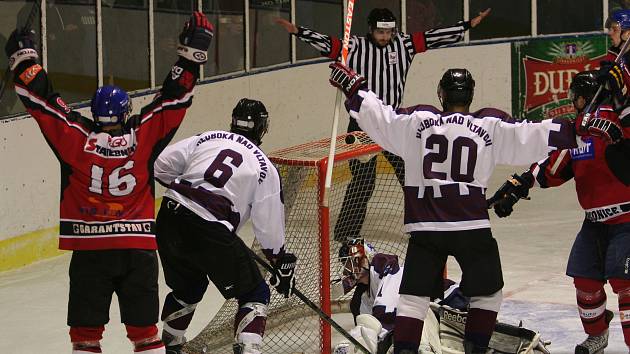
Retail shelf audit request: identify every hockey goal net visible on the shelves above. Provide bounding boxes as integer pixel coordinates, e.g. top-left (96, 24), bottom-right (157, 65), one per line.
top-left (183, 132), bottom-right (408, 354)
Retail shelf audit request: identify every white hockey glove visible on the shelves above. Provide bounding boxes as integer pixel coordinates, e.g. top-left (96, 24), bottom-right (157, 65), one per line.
top-left (332, 314), bottom-right (381, 354)
top-left (177, 11), bottom-right (214, 63)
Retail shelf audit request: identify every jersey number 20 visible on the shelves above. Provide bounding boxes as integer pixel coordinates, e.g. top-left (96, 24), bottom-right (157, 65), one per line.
top-left (423, 134), bottom-right (478, 183)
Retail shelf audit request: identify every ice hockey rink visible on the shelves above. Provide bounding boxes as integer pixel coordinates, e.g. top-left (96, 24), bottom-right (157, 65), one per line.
top-left (0, 164), bottom-right (627, 354)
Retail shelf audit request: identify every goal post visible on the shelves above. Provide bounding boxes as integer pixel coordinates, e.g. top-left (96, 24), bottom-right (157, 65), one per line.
top-left (183, 132), bottom-right (408, 354)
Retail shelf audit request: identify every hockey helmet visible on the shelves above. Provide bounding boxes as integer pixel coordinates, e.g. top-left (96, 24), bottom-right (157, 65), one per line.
top-left (338, 238), bottom-right (375, 293)
top-left (437, 68), bottom-right (475, 110)
top-left (606, 9), bottom-right (630, 31)
top-left (367, 8), bottom-right (396, 30)
top-left (91, 85), bottom-right (132, 126)
top-left (231, 98), bottom-right (269, 146)
top-left (569, 71), bottom-right (599, 103)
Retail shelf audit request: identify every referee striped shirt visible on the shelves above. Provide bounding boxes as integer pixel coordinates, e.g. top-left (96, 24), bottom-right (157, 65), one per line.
top-left (296, 21), bottom-right (470, 109)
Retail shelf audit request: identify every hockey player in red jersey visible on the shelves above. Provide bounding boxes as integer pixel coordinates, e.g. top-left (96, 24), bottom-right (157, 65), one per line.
top-left (327, 63), bottom-right (621, 354)
top-left (154, 99), bottom-right (297, 354)
top-left (5, 11), bottom-right (213, 354)
top-left (489, 70), bottom-right (630, 354)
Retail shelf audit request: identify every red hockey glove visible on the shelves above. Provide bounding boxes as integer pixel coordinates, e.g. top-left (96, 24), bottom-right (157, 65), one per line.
top-left (329, 62), bottom-right (366, 98)
top-left (178, 11), bottom-right (214, 64)
top-left (584, 115), bottom-right (624, 144)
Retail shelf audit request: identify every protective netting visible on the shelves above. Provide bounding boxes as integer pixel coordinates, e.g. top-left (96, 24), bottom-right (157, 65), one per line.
top-left (183, 133), bottom-right (408, 354)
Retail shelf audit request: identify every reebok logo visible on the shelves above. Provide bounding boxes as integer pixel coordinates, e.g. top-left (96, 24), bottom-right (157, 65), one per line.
top-left (442, 310), bottom-right (467, 325)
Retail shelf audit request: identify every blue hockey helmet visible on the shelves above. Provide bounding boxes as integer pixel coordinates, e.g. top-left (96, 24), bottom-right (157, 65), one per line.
top-left (90, 85), bottom-right (132, 126)
top-left (606, 9), bottom-right (630, 31)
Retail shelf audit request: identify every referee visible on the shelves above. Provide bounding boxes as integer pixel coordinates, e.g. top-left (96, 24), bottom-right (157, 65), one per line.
top-left (276, 7), bottom-right (490, 244)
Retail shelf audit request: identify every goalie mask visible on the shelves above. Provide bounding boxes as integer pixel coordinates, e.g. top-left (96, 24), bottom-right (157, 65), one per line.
top-left (91, 85), bottom-right (132, 127)
top-left (231, 98), bottom-right (269, 146)
top-left (338, 238), bottom-right (375, 294)
top-left (438, 68), bottom-right (475, 111)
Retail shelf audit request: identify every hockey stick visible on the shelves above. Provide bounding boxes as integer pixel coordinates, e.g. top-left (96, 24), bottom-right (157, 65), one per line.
top-left (323, 0), bottom-right (356, 207)
top-left (579, 35), bottom-right (630, 130)
top-left (0, 0), bottom-right (41, 106)
top-left (248, 249), bottom-right (371, 354)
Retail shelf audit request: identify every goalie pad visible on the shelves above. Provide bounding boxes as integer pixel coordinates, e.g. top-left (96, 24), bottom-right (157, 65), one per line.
top-left (435, 304), bottom-right (550, 354)
top-left (332, 314), bottom-right (382, 354)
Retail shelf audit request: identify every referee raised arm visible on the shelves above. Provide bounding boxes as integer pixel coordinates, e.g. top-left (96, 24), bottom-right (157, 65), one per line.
top-left (276, 7), bottom-right (490, 244)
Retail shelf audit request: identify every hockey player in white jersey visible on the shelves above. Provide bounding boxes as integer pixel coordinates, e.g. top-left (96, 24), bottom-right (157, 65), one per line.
top-left (328, 63), bottom-right (620, 354)
top-left (153, 98), bottom-right (297, 354)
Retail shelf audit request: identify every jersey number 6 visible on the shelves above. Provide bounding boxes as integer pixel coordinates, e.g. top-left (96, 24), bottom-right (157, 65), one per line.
top-left (204, 149), bottom-right (244, 188)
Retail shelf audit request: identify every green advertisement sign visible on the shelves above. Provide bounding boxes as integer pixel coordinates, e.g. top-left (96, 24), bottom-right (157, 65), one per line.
top-left (511, 34), bottom-right (609, 121)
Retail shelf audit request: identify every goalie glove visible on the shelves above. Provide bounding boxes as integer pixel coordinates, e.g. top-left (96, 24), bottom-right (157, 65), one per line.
top-left (5, 29), bottom-right (38, 71)
top-left (487, 172), bottom-right (533, 218)
top-left (269, 252), bottom-right (297, 298)
top-left (177, 11), bottom-right (214, 64)
top-left (329, 62), bottom-right (367, 98)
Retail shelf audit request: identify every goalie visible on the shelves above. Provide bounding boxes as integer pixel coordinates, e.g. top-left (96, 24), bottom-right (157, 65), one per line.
top-left (332, 239), bottom-right (549, 354)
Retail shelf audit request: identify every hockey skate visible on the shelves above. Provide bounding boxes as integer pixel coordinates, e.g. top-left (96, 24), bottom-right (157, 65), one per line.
top-left (162, 330), bottom-right (185, 354)
top-left (574, 310), bottom-right (614, 354)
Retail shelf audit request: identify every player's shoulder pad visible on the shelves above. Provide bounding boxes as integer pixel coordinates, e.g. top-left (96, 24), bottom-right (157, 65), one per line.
top-left (371, 253), bottom-right (400, 278)
top-left (472, 107), bottom-right (515, 122)
top-left (396, 104), bottom-right (441, 115)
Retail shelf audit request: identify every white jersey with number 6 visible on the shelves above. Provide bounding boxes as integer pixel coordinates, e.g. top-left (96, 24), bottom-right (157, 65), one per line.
top-left (346, 89), bottom-right (577, 232)
top-left (154, 130), bottom-right (285, 254)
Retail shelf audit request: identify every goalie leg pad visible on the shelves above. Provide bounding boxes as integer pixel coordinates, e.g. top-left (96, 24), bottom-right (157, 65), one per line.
top-left (394, 294), bottom-right (430, 352)
top-left (609, 279), bottom-right (630, 347)
top-left (574, 277), bottom-right (608, 336)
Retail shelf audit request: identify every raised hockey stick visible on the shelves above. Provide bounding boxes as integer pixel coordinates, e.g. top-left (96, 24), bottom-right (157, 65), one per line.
top-left (580, 35), bottom-right (630, 130)
top-left (0, 0), bottom-right (41, 106)
top-left (248, 249), bottom-right (371, 354)
top-left (323, 0), bottom-right (356, 207)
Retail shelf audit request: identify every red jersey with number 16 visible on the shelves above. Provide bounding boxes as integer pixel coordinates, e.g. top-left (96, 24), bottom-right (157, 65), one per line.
top-left (13, 59), bottom-right (199, 250)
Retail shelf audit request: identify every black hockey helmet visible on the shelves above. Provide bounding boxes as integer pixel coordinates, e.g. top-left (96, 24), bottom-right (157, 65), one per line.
top-left (231, 98), bottom-right (269, 146)
top-left (569, 70), bottom-right (599, 103)
top-left (437, 68), bottom-right (475, 110)
top-left (367, 8), bottom-right (396, 30)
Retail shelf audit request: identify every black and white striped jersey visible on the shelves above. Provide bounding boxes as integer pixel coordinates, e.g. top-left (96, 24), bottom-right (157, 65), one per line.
top-left (296, 21), bottom-right (470, 109)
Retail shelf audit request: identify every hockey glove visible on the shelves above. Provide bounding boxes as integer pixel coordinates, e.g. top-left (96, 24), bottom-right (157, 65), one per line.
top-left (177, 11), bottom-right (214, 64)
top-left (329, 62), bottom-right (367, 98)
top-left (269, 252), bottom-right (297, 298)
top-left (4, 29), bottom-right (38, 71)
top-left (598, 60), bottom-right (624, 102)
top-left (586, 115), bottom-right (624, 144)
top-left (488, 173), bottom-right (532, 218)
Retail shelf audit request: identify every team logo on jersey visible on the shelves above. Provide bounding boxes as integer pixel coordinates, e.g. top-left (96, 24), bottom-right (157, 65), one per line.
top-left (84, 131), bottom-right (137, 158)
top-left (56, 97), bottom-right (71, 113)
top-left (388, 52), bottom-right (398, 65)
top-left (171, 65), bottom-right (183, 80)
top-left (569, 137), bottom-right (595, 160)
